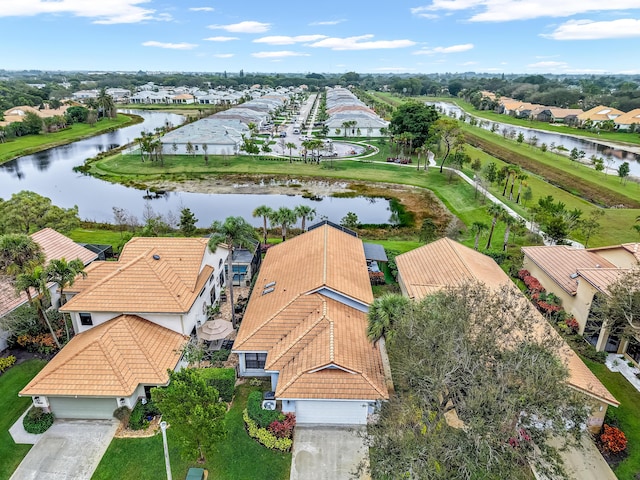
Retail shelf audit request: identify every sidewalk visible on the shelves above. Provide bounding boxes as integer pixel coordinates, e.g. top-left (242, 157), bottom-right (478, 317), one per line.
top-left (9, 408), bottom-right (42, 445)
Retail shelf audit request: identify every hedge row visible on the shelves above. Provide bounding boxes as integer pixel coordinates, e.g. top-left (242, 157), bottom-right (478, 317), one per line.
top-left (0, 355), bottom-right (16, 373)
top-left (243, 409), bottom-right (292, 452)
top-left (199, 367), bottom-right (235, 402)
top-left (247, 390), bottom-right (284, 428)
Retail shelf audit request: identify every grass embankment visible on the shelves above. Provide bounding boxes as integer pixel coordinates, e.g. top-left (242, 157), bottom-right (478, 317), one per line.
top-left (0, 114), bottom-right (139, 165)
top-left (0, 360), bottom-right (47, 480)
top-left (92, 382), bottom-right (290, 480)
top-left (582, 357), bottom-right (640, 480)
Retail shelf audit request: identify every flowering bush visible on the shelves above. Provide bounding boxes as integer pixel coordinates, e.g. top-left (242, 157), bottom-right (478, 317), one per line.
top-left (600, 424), bottom-right (627, 454)
top-left (565, 317), bottom-right (580, 333)
top-left (268, 413), bottom-right (296, 439)
top-left (369, 271), bottom-right (385, 285)
top-left (243, 409), bottom-right (293, 451)
top-left (0, 355), bottom-right (16, 373)
top-left (16, 331), bottom-right (62, 354)
top-left (508, 428), bottom-right (532, 449)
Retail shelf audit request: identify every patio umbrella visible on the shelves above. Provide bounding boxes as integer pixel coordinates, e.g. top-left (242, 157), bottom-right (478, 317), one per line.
top-left (198, 319), bottom-right (234, 341)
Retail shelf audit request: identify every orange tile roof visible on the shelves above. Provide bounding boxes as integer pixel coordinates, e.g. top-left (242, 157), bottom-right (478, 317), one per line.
top-left (0, 229), bottom-right (97, 318)
top-left (614, 108), bottom-right (640, 126)
top-left (577, 105), bottom-right (624, 121)
top-left (20, 314), bottom-right (187, 397)
top-left (235, 225), bottom-right (386, 401)
top-left (521, 245), bottom-right (616, 295)
top-left (397, 239), bottom-right (619, 407)
top-left (61, 237), bottom-right (214, 314)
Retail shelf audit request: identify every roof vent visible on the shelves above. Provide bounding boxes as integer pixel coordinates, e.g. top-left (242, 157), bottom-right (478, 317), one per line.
top-left (570, 273), bottom-right (579, 279)
top-left (265, 281), bottom-right (276, 288)
top-left (595, 264), bottom-right (601, 268)
top-left (153, 254), bottom-right (161, 261)
top-left (262, 287), bottom-right (275, 295)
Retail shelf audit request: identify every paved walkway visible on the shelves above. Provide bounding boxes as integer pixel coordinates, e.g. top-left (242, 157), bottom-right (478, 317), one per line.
top-left (290, 426), bottom-right (370, 480)
top-left (9, 409), bottom-right (43, 445)
top-left (606, 353), bottom-right (640, 392)
top-left (10, 419), bottom-right (118, 480)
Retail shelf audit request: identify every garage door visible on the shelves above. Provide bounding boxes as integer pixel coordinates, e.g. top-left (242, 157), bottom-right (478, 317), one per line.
top-left (48, 397), bottom-right (118, 419)
top-left (295, 400), bottom-right (368, 425)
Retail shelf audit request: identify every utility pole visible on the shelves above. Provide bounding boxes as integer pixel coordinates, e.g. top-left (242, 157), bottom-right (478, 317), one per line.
top-left (160, 421), bottom-right (172, 480)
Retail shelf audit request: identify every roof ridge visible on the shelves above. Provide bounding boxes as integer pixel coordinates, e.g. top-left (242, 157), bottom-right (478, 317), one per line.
top-left (122, 316), bottom-right (168, 380)
top-left (143, 249), bottom-right (193, 311)
top-left (96, 331), bottom-right (132, 392)
top-left (323, 225), bottom-right (328, 286)
top-left (446, 238), bottom-right (477, 280)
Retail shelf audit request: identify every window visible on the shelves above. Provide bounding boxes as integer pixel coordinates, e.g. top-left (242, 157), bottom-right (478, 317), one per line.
top-left (79, 313), bottom-right (93, 326)
top-left (627, 338), bottom-right (640, 364)
top-left (245, 353), bottom-right (267, 369)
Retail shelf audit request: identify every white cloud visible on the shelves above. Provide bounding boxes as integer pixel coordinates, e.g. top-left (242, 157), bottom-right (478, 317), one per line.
top-left (142, 41), bottom-right (198, 50)
top-left (208, 21), bottom-right (270, 33)
top-left (203, 36), bottom-right (239, 42)
top-left (253, 35), bottom-right (327, 45)
top-left (0, 0), bottom-right (164, 24)
top-left (189, 7), bottom-right (214, 11)
top-left (213, 53), bottom-right (234, 58)
top-left (309, 35), bottom-right (416, 50)
top-left (309, 19), bottom-right (346, 25)
top-left (412, 1), bottom-right (640, 22)
top-left (413, 43), bottom-right (474, 54)
top-left (460, 61), bottom-right (478, 65)
top-left (371, 67), bottom-right (417, 72)
top-left (527, 61), bottom-right (568, 68)
top-left (251, 51), bottom-right (311, 58)
top-left (543, 18), bottom-right (640, 40)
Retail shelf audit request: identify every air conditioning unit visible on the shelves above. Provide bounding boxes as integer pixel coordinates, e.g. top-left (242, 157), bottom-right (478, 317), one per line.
top-left (262, 400), bottom-right (276, 410)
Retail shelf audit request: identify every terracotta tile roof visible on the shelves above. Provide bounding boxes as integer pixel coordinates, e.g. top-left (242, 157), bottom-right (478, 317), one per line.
top-left (577, 105), bottom-right (624, 121)
top-left (521, 245), bottom-right (616, 295)
top-left (61, 237), bottom-right (214, 314)
top-left (31, 228), bottom-right (98, 266)
top-left (20, 314), bottom-right (187, 397)
top-left (235, 225), bottom-right (386, 401)
top-left (578, 268), bottom-right (628, 295)
top-left (397, 239), bottom-right (619, 407)
top-left (614, 108), bottom-right (640, 126)
top-left (396, 238), bottom-right (511, 299)
top-left (0, 229), bottom-right (97, 318)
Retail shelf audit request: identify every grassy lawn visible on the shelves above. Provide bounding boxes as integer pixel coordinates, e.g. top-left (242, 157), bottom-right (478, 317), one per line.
top-left (582, 357), bottom-right (640, 480)
top-left (0, 114), bottom-right (138, 165)
top-left (67, 228), bottom-right (125, 251)
top-left (92, 382), bottom-right (290, 480)
top-left (0, 360), bottom-right (47, 480)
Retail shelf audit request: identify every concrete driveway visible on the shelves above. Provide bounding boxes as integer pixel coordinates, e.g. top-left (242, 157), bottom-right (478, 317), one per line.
top-left (290, 426), bottom-right (370, 480)
top-left (10, 419), bottom-right (118, 480)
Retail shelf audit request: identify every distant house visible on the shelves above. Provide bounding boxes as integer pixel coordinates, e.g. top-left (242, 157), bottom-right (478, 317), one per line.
top-left (20, 236), bottom-right (230, 419)
top-left (0, 228), bottom-right (98, 351)
top-left (535, 107), bottom-right (584, 124)
top-left (522, 243), bottom-right (639, 362)
top-left (577, 105), bottom-right (624, 125)
top-left (396, 238), bottom-right (619, 433)
top-left (613, 108), bottom-right (640, 131)
top-left (233, 225), bottom-right (389, 425)
top-left (0, 105), bottom-right (71, 127)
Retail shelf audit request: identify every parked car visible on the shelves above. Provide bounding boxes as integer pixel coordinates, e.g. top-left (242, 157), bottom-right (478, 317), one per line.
top-left (280, 132), bottom-right (287, 137)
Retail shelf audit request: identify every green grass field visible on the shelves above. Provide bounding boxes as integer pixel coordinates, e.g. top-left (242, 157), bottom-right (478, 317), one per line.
top-left (582, 357), bottom-right (640, 480)
top-left (92, 382), bottom-right (290, 480)
top-left (0, 115), bottom-right (138, 164)
top-left (0, 360), bottom-right (47, 480)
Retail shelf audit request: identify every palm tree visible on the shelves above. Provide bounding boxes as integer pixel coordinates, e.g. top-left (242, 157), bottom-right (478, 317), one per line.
top-left (508, 166), bottom-right (521, 201)
top-left (485, 203), bottom-right (505, 250)
top-left (515, 173), bottom-right (529, 204)
top-left (502, 165), bottom-right (515, 197)
top-left (295, 205), bottom-right (316, 232)
top-left (501, 213), bottom-right (517, 251)
top-left (208, 217), bottom-right (258, 329)
top-left (270, 207), bottom-right (298, 241)
top-left (470, 221), bottom-right (488, 251)
top-left (0, 234), bottom-right (44, 276)
top-left (285, 142), bottom-right (296, 163)
top-left (367, 294), bottom-right (410, 345)
top-left (15, 266), bottom-right (61, 349)
top-left (46, 258), bottom-right (87, 341)
top-left (96, 88), bottom-right (115, 119)
top-left (252, 205), bottom-right (273, 245)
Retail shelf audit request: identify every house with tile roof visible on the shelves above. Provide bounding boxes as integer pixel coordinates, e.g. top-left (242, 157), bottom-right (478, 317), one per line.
top-left (396, 238), bottom-right (619, 433)
top-left (19, 236), bottom-right (229, 419)
top-left (233, 224), bottom-right (389, 425)
top-left (0, 228), bottom-right (98, 351)
top-left (522, 244), bottom-right (639, 362)
top-left (577, 105), bottom-right (624, 125)
top-left (613, 108), bottom-right (640, 131)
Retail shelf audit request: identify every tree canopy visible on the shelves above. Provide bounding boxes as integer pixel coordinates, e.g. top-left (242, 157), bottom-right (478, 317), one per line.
top-left (0, 190), bottom-right (79, 235)
top-left (389, 101), bottom-right (439, 148)
top-left (366, 284), bottom-right (590, 480)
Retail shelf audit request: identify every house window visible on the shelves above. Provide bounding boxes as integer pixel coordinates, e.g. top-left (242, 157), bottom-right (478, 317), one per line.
top-left (210, 287), bottom-right (217, 304)
top-left (627, 338), bottom-right (640, 364)
top-left (79, 313), bottom-right (93, 326)
top-left (245, 353), bottom-right (267, 369)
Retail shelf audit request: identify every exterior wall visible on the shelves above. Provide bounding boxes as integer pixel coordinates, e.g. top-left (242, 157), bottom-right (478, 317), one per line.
top-left (587, 400), bottom-right (609, 434)
top-left (161, 142), bottom-right (239, 156)
top-left (236, 352), bottom-right (270, 377)
top-left (572, 279), bottom-right (599, 334)
top-left (283, 399), bottom-right (372, 424)
top-left (397, 274), bottom-right (409, 298)
top-left (592, 249), bottom-right (638, 269)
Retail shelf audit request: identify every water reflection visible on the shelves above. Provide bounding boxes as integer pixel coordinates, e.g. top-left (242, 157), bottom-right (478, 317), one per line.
top-left (428, 102), bottom-right (640, 176)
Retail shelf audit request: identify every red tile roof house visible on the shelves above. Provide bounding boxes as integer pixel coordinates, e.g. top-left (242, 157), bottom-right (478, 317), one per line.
top-left (233, 224), bottom-right (389, 425)
top-left (19, 237), bottom-right (230, 419)
top-left (0, 228), bottom-right (98, 352)
top-left (396, 238), bottom-right (619, 434)
top-left (522, 244), bottom-right (639, 363)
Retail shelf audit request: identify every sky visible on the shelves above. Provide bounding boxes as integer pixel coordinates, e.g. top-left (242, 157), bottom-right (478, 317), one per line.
top-left (2, 0), bottom-right (640, 75)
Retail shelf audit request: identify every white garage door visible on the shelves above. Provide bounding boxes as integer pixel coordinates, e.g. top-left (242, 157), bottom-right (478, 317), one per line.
top-left (48, 397), bottom-right (118, 419)
top-left (295, 400), bottom-right (368, 425)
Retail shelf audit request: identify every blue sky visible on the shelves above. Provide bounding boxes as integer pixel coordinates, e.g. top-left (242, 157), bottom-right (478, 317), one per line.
top-left (2, 0), bottom-right (640, 74)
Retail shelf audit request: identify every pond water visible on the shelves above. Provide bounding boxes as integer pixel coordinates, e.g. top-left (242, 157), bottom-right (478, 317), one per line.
top-left (428, 102), bottom-right (640, 176)
top-left (0, 110), bottom-right (394, 227)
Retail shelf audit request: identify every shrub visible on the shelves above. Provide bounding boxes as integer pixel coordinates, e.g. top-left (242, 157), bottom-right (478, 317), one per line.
top-left (23, 407), bottom-right (54, 434)
top-left (129, 401), bottom-right (149, 430)
top-left (0, 355), bottom-right (17, 373)
top-left (199, 367), bottom-right (235, 402)
top-left (565, 317), bottom-right (579, 333)
top-left (268, 413), bottom-right (296, 439)
top-left (113, 406), bottom-right (131, 426)
top-left (209, 349), bottom-right (231, 363)
top-left (369, 271), bottom-right (385, 285)
top-left (600, 424), bottom-right (627, 454)
top-left (247, 390), bottom-right (284, 428)
top-left (243, 410), bottom-right (292, 452)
